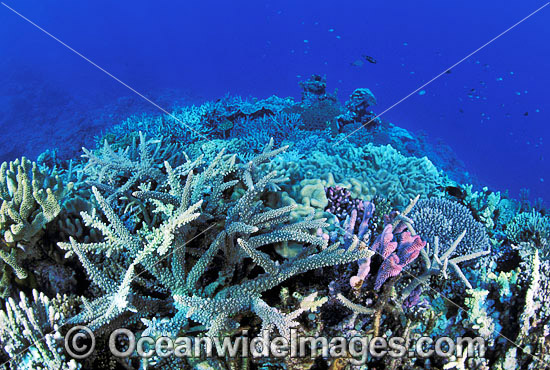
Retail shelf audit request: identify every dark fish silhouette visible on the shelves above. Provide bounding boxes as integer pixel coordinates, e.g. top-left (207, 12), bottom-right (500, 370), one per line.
top-left (362, 55), bottom-right (377, 64)
top-left (441, 186), bottom-right (465, 199)
top-left (445, 69), bottom-right (452, 74)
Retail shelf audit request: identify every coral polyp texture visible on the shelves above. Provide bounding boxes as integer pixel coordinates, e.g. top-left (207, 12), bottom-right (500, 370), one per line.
top-left (0, 76), bottom-right (549, 369)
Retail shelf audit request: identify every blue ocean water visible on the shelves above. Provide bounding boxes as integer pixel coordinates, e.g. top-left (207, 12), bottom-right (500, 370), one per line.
top-left (1, 0), bottom-right (549, 203)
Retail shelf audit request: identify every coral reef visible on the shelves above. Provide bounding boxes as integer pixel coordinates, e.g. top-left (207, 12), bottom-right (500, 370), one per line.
top-left (506, 210), bottom-right (549, 250)
top-left (0, 290), bottom-right (79, 369)
top-left (0, 76), bottom-right (548, 369)
top-left (52, 138), bottom-right (371, 368)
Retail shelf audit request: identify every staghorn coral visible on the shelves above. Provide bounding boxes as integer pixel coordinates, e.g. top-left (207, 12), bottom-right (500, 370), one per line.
top-left (106, 102), bottom-right (215, 144)
top-left (0, 290), bottom-right (80, 370)
top-left (56, 138), bottom-right (372, 369)
top-left (400, 231), bottom-right (490, 301)
top-left (3, 81), bottom-right (548, 369)
top-left (82, 131), bottom-right (170, 202)
top-left (228, 111), bottom-right (305, 150)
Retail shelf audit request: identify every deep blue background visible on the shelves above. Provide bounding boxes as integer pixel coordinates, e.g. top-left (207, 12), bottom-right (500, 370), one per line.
top-left (1, 0), bottom-right (549, 204)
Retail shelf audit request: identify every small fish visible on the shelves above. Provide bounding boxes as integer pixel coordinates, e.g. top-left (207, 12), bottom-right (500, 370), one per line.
top-left (445, 69), bottom-right (452, 74)
top-left (459, 108), bottom-right (464, 113)
top-left (444, 186), bottom-right (465, 199)
top-left (362, 55), bottom-right (377, 64)
top-left (524, 112), bottom-right (529, 116)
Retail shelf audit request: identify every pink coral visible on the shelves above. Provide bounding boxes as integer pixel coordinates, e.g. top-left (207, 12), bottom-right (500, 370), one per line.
top-left (349, 256), bottom-right (371, 289)
top-left (397, 231), bottom-right (426, 266)
top-left (371, 224), bottom-right (396, 258)
top-left (374, 254), bottom-right (403, 290)
top-left (373, 229), bottom-right (426, 290)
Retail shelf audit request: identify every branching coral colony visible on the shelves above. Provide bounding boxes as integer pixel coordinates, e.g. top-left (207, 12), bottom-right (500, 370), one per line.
top-left (66, 136), bottom-right (376, 336)
top-left (42, 135), bottom-right (369, 369)
top-left (1, 77), bottom-right (549, 369)
top-left (0, 158), bottom-right (72, 298)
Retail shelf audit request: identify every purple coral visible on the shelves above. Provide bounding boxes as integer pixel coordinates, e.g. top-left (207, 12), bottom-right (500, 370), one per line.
top-left (325, 186), bottom-right (364, 221)
top-left (403, 285), bottom-right (423, 308)
top-left (374, 254), bottom-right (403, 290)
top-left (373, 228), bottom-right (426, 290)
top-left (357, 201), bottom-right (375, 239)
top-left (370, 224), bottom-right (396, 258)
top-left (326, 186), bottom-right (374, 241)
top-left (350, 256), bottom-right (371, 289)
top-left (396, 232), bottom-right (426, 266)
top-left (346, 203), bottom-right (426, 291)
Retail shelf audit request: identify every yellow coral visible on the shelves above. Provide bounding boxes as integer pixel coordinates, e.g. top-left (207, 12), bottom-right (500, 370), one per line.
top-left (0, 157), bottom-right (71, 243)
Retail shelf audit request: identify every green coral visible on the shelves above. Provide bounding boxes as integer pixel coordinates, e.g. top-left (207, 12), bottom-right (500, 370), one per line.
top-left (0, 157), bottom-right (70, 243)
top-left (506, 210), bottom-right (550, 252)
top-left (463, 184), bottom-right (520, 233)
top-left (0, 158), bottom-right (71, 296)
top-left (265, 140), bottom-right (450, 207)
top-left (486, 270), bottom-right (518, 303)
top-left (463, 288), bottom-right (496, 344)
